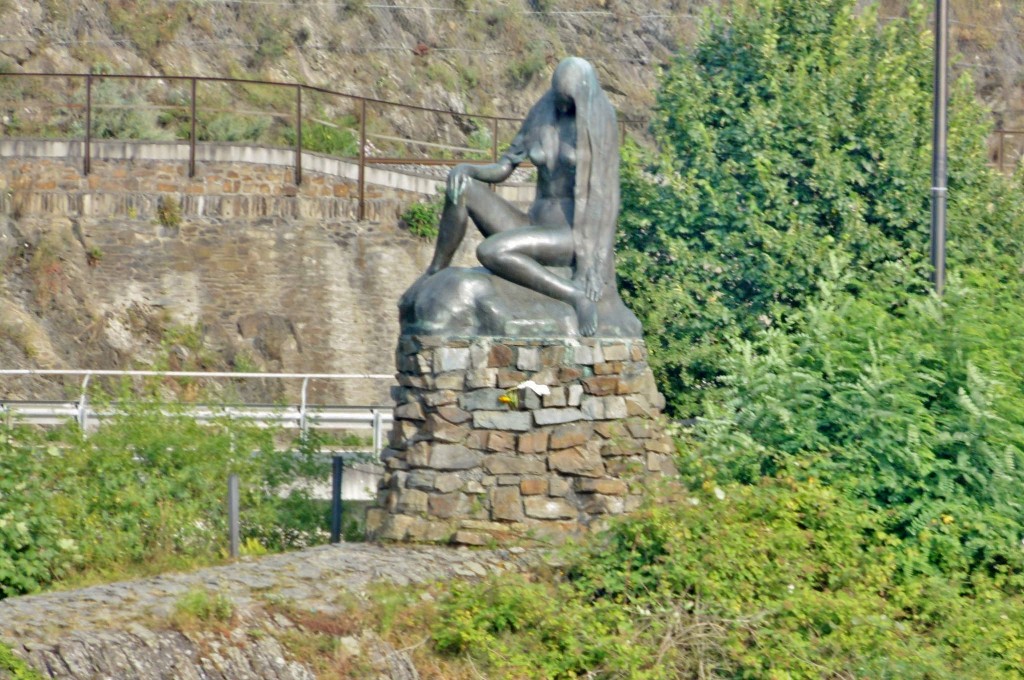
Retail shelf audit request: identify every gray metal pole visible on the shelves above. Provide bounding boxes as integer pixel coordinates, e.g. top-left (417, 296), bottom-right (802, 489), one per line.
top-left (228, 473), bottom-right (240, 559)
top-left (931, 0), bottom-right (948, 295)
top-left (330, 455), bottom-right (344, 543)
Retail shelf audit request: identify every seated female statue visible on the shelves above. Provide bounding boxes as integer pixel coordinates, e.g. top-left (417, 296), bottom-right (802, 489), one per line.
top-left (419, 56), bottom-right (621, 337)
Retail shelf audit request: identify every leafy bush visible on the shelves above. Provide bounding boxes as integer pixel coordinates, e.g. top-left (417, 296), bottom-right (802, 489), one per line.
top-left (0, 403), bottom-right (329, 598)
top-left (249, 18), bottom-right (291, 68)
top-left (89, 79), bottom-right (176, 141)
top-left (434, 481), bottom-right (1024, 678)
top-left (200, 113), bottom-right (270, 143)
top-left (689, 266), bottom-right (1024, 584)
top-left (156, 195), bottom-right (182, 229)
top-left (616, 0), bottom-right (997, 417)
top-left (171, 587), bottom-right (235, 629)
top-left (0, 431), bottom-right (81, 598)
top-left (506, 45), bottom-right (548, 87)
top-left (434, 575), bottom-right (650, 679)
top-left (282, 117), bottom-right (359, 158)
top-left (400, 195), bottom-right (442, 239)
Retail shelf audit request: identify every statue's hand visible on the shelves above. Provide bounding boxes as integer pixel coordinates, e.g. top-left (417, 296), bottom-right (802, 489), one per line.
top-left (446, 165), bottom-right (473, 204)
top-left (576, 262), bottom-right (605, 302)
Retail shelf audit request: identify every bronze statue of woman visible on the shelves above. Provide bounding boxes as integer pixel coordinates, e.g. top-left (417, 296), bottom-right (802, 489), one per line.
top-left (419, 56), bottom-right (621, 337)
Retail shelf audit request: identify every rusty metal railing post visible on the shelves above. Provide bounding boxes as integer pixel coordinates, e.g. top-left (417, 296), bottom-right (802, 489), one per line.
top-left (999, 129), bottom-right (1005, 174)
top-left (84, 73), bottom-right (92, 176)
top-left (358, 97), bottom-right (367, 221)
top-left (189, 77), bottom-right (197, 178)
top-left (491, 118), bottom-right (498, 162)
top-left (295, 84), bottom-right (303, 185)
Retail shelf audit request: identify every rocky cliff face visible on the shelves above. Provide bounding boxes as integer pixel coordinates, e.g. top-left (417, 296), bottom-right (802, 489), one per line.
top-left (0, 0), bottom-right (689, 133)
top-left (0, 0), bottom-right (1019, 130)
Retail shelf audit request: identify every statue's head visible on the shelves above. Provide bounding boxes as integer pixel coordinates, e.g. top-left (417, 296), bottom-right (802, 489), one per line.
top-left (551, 57), bottom-right (595, 115)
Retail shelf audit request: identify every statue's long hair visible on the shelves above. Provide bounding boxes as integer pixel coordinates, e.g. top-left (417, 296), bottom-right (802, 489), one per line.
top-left (522, 57), bottom-right (620, 288)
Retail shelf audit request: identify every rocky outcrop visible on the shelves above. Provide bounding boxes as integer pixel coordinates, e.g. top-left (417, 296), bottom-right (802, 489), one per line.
top-left (0, 543), bottom-right (535, 679)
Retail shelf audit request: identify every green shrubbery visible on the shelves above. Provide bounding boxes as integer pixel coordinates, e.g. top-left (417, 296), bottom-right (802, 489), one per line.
top-left (427, 0), bottom-right (1024, 675)
top-left (0, 403), bottom-right (329, 598)
top-left (400, 193), bottom-right (443, 239)
top-left (614, 0), bottom-right (999, 418)
top-left (690, 267), bottom-right (1024, 585)
top-left (282, 115), bottom-right (360, 158)
top-left (435, 480), bottom-right (1024, 678)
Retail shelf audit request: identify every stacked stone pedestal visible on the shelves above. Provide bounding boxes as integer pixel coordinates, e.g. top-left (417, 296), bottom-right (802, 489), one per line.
top-left (366, 336), bottom-right (676, 545)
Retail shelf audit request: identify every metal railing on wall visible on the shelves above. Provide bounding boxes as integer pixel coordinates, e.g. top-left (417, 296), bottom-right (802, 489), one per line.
top-left (0, 369), bottom-right (395, 453)
top-left (0, 72), bottom-right (644, 221)
top-left (994, 129), bottom-right (1024, 174)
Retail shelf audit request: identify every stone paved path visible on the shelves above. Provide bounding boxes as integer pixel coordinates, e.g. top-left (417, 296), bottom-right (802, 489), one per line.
top-left (0, 542), bottom-right (536, 679)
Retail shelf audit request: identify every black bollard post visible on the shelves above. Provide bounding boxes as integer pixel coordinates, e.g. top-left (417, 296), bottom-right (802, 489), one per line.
top-left (330, 455), bottom-right (344, 543)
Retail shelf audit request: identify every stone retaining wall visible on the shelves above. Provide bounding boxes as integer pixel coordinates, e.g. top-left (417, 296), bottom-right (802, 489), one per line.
top-left (367, 336), bottom-right (676, 544)
top-left (1, 156), bottom-right (417, 223)
top-left (0, 139), bottom-right (534, 223)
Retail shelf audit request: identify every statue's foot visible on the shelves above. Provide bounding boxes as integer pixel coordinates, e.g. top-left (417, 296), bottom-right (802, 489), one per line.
top-left (573, 295), bottom-right (598, 337)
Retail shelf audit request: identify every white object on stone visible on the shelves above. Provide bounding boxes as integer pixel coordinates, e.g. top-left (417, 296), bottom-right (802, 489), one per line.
top-left (517, 380), bottom-right (551, 396)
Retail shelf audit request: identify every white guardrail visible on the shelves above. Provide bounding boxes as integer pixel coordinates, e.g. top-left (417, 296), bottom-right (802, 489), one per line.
top-left (0, 370), bottom-right (396, 454)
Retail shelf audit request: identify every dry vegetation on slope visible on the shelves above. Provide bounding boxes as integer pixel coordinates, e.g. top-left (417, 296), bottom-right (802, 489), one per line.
top-left (0, 0), bottom-right (1021, 133)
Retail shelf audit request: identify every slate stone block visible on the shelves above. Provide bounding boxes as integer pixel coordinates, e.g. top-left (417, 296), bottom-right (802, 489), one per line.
top-left (459, 388), bottom-right (508, 411)
top-left (533, 408), bottom-right (583, 425)
top-left (473, 410), bottom-right (533, 431)
top-left (431, 445), bottom-right (482, 470)
top-left (483, 455), bottom-right (546, 475)
top-left (523, 497), bottom-right (577, 519)
top-left (435, 347), bottom-right (471, 372)
top-left (601, 342), bottom-right (630, 361)
top-left (517, 347), bottom-right (540, 371)
top-left (491, 487), bottom-right (525, 521)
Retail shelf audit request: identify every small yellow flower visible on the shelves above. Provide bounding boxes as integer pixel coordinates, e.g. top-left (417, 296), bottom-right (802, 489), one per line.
top-left (941, 514), bottom-right (954, 525)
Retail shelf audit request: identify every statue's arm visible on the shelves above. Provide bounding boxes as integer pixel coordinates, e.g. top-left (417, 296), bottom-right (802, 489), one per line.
top-left (447, 128), bottom-right (528, 204)
top-left (447, 152), bottom-right (522, 204)
top-left (468, 156), bottom-right (519, 183)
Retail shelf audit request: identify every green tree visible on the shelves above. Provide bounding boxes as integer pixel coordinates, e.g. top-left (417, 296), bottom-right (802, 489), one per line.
top-left (616, 0), bottom-right (1000, 417)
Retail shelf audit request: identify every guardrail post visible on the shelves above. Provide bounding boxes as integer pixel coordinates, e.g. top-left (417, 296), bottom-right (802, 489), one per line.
top-left (189, 77), bottom-right (197, 178)
top-left (84, 73), bottom-right (93, 176)
top-left (298, 376), bottom-right (310, 434)
top-left (77, 373), bottom-right (92, 431)
top-left (330, 455), bottom-right (344, 543)
top-left (358, 97), bottom-right (367, 221)
top-left (295, 84), bottom-right (303, 185)
top-left (228, 473), bottom-right (240, 558)
top-left (372, 408), bottom-right (383, 455)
